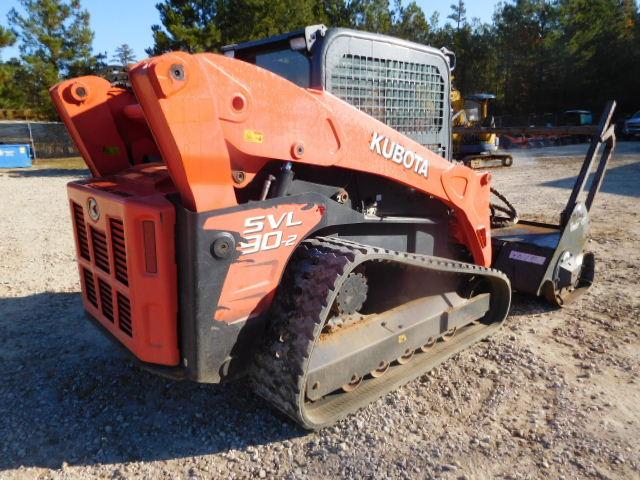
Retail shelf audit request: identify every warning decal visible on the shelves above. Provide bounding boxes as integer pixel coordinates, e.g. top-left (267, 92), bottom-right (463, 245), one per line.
top-left (509, 250), bottom-right (547, 265)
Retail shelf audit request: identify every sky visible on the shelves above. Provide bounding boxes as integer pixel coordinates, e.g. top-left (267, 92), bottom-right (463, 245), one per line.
top-left (1, 0), bottom-right (495, 61)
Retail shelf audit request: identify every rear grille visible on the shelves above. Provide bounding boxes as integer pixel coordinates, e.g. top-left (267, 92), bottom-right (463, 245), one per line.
top-left (90, 227), bottom-right (110, 273)
top-left (117, 293), bottom-right (132, 337)
top-left (83, 268), bottom-right (98, 307)
top-left (109, 219), bottom-right (128, 285)
top-left (71, 196), bottom-right (133, 338)
top-left (72, 203), bottom-right (90, 260)
top-left (98, 279), bottom-right (114, 322)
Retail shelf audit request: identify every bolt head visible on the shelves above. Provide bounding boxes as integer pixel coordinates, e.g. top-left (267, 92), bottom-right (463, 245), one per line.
top-left (291, 142), bottom-right (305, 159)
top-left (170, 64), bottom-right (185, 81)
top-left (232, 170), bottom-right (246, 184)
top-left (211, 234), bottom-right (235, 259)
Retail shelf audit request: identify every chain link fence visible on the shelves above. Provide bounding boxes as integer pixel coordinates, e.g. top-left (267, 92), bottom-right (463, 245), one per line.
top-left (0, 121), bottom-right (78, 159)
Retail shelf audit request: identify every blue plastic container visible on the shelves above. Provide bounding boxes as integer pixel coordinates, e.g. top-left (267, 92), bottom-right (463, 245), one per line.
top-left (0, 144), bottom-right (33, 168)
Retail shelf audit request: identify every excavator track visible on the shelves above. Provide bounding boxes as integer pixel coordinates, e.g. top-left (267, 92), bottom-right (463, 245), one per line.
top-left (251, 237), bottom-right (511, 430)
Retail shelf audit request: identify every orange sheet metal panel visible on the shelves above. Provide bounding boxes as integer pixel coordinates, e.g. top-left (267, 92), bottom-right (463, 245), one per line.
top-left (203, 203), bottom-right (325, 324)
top-left (67, 169), bottom-right (179, 365)
top-left (50, 77), bottom-right (161, 177)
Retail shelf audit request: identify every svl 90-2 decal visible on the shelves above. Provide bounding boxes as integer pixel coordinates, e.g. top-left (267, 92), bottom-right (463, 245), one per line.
top-left (239, 211), bottom-right (303, 254)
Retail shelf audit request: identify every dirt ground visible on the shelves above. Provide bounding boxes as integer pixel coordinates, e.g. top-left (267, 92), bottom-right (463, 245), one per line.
top-left (0, 143), bottom-right (638, 479)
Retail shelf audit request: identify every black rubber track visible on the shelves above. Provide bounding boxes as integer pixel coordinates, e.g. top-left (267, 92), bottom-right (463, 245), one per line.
top-left (251, 237), bottom-right (511, 430)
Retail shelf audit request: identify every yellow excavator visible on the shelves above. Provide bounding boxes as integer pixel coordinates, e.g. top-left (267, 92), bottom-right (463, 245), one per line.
top-left (452, 89), bottom-right (513, 168)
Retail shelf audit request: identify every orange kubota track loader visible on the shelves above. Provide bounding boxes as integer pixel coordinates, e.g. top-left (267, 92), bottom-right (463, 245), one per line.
top-left (51, 26), bottom-right (615, 429)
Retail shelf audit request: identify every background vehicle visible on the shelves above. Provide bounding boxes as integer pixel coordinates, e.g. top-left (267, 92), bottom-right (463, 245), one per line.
top-left (621, 111), bottom-right (640, 138)
top-left (561, 109), bottom-right (593, 126)
top-left (557, 109), bottom-right (594, 143)
top-left (50, 25), bottom-right (615, 429)
top-left (451, 91), bottom-right (513, 167)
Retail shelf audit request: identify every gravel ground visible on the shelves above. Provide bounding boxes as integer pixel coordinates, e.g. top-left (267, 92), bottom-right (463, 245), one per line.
top-left (1, 143), bottom-right (639, 479)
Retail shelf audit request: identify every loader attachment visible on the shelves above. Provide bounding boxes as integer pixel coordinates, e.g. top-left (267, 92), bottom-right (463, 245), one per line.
top-left (491, 101), bottom-right (616, 306)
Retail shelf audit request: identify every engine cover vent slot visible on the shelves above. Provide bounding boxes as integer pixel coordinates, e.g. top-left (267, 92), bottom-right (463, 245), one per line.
top-left (82, 268), bottom-right (98, 308)
top-left (117, 292), bottom-right (132, 337)
top-left (90, 227), bottom-right (110, 273)
top-left (72, 202), bottom-right (90, 261)
top-left (98, 279), bottom-right (114, 322)
top-left (110, 219), bottom-right (128, 285)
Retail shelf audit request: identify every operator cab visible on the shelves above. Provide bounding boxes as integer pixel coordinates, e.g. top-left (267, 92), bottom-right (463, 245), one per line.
top-left (464, 93), bottom-right (496, 127)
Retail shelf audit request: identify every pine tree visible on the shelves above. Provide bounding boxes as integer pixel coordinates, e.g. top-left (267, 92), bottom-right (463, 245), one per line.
top-left (217, 0), bottom-right (317, 47)
top-left (0, 25), bottom-right (26, 114)
top-left (319, 0), bottom-right (359, 27)
top-left (147, 0), bottom-right (222, 55)
top-left (448, 0), bottom-right (466, 30)
top-left (111, 43), bottom-right (137, 66)
top-left (392, 1), bottom-right (431, 44)
top-left (8, 0), bottom-right (98, 117)
top-left (350, 0), bottom-right (393, 34)
top-left (557, 0), bottom-right (639, 112)
top-left (148, 0), bottom-right (323, 55)
top-left (0, 26), bottom-right (16, 50)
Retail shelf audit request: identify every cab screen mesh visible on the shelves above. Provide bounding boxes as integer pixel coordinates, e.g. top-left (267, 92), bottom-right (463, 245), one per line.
top-left (330, 54), bottom-right (446, 140)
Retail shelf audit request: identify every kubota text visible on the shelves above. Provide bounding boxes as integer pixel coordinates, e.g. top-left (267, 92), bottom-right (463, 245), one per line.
top-left (369, 132), bottom-right (430, 178)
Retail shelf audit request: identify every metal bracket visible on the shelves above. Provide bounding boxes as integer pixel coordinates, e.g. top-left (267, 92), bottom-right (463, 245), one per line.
top-left (441, 47), bottom-right (456, 71)
top-left (304, 24), bottom-right (327, 51)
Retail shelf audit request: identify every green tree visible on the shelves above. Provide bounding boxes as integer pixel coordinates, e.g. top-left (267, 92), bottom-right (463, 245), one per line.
top-left (349, 0), bottom-right (393, 33)
top-left (557, 0), bottom-right (639, 111)
top-left (492, 0), bottom-right (559, 113)
top-left (140, 0), bottom-right (639, 117)
top-left (8, 0), bottom-right (98, 117)
top-left (147, 0), bottom-right (222, 55)
top-left (319, 0), bottom-right (359, 27)
top-left (0, 24), bottom-right (27, 114)
top-left (448, 0), bottom-right (467, 30)
top-left (392, 1), bottom-right (431, 44)
top-left (0, 25), bottom-right (16, 50)
top-left (148, 0), bottom-right (321, 54)
top-left (0, 59), bottom-right (30, 113)
top-left (217, 0), bottom-right (317, 46)
top-left (111, 43), bottom-right (137, 66)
